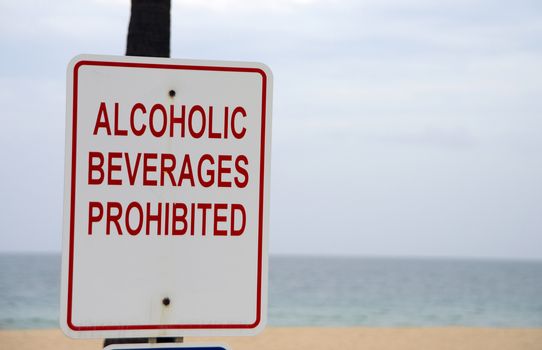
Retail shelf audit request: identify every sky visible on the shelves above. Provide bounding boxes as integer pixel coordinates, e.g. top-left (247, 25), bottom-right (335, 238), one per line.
top-left (0, 0), bottom-right (541, 259)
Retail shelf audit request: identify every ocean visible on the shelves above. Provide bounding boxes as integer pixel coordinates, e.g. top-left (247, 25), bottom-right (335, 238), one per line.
top-left (1, 254), bottom-right (541, 329)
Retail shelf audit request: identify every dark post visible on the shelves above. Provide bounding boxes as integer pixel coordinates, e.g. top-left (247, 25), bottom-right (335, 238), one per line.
top-left (103, 0), bottom-right (177, 347)
top-left (126, 0), bottom-right (171, 57)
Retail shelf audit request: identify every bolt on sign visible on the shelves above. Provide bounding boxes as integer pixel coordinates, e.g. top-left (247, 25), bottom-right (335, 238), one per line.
top-left (60, 55), bottom-right (272, 338)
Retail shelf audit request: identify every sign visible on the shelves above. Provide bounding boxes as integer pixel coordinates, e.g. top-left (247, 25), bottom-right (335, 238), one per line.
top-left (104, 344), bottom-right (228, 350)
top-left (60, 54), bottom-right (272, 338)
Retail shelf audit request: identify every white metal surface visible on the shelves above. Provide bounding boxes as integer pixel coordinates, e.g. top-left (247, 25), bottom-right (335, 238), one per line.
top-left (60, 54), bottom-right (272, 338)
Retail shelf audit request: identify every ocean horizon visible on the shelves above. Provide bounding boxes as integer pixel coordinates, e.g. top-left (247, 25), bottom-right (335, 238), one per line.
top-left (1, 253), bottom-right (541, 329)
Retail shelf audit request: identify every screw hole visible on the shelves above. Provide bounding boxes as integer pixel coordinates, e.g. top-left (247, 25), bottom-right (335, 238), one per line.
top-left (169, 90), bottom-right (176, 97)
top-left (162, 297), bottom-right (170, 306)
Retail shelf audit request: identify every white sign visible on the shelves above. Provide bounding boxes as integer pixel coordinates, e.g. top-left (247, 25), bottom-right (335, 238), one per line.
top-left (60, 54), bottom-right (272, 338)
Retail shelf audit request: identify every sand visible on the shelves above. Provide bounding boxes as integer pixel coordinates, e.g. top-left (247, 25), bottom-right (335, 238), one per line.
top-left (1, 327), bottom-right (541, 350)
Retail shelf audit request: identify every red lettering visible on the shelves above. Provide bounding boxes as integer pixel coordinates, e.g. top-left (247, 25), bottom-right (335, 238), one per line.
top-left (143, 153), bottom-right (158, 186)
top-left (86, 201), bottom-right (249, 238)
top-left (198, 203), bottom-right (211, 236)
top-left (172, 203), bottom-right (187, 235)
top-left (88, 152), bottom-right (104, 185)
top-left (146, 202), bottom-right (162, 235)
top-left (106, 202), bottom-right (123, 235)
top-left (223, 107), bottom-right (229, 139)
top-left (150, 104), bottom-right (167, 137)
top-left (88, 202), bottom-right (103, 235)
top-left (190, 202), bottom-right (195, 235)
top-left (160, 153), bottom-right (177, 186)
top-left (113, 102), bottom-right (128, 136)
top-left (130, 103), bottom-right (146, 136)
top-left (213, 203), bottom-right (228, 236)
top-left (231, 204), bottom-right (246, 236)
top-left (93, 102), bottom-right (112, 135)
top-left (178, 154), bottom-right (195, 187)
top-left (107, 152), bottom-right (122, 185)
top-left (169, 105), bottom-right (186, 138)
top-left (188, 105), bottom-right (206, 138)
top-left (164, 203), bottom-right (170, 235)
top-left (198, 154), bottom-right (215, 187)
top-left (231, 106), bottom-right (247, 139)
top-left (208, 106), bottom-right (221, 139)
top-left (234, 155), bottom-right (249, 188)
top-left (218, 155), bottom-right (232, 187)
top-left (125, 202), bottom-right (143, 235)
top-left (125, 152), bottom-right (141, 185)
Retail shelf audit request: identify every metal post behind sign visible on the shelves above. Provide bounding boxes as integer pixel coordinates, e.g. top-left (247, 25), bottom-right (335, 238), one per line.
top-left (104, 0), bottom-right (175, 346)
top-left (104, 338), bottom-right (184, 347)
top-left (126, 0), bottom-right (171, 58)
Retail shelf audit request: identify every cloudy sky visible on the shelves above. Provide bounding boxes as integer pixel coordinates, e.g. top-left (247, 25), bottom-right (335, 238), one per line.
top-left (1, 0), bottom-right (541, 259)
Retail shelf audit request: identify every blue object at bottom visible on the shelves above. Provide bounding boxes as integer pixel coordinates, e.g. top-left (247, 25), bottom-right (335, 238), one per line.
top-left (122, 348), bottom-right (225, 350)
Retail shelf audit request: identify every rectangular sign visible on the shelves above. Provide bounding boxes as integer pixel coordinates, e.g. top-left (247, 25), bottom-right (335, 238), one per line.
top-left (60, 54), bottom-right (272, 338)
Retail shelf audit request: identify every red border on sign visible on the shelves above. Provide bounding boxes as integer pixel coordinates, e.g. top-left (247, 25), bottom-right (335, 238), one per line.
top-left (67, 60), bottom-right (268, 331)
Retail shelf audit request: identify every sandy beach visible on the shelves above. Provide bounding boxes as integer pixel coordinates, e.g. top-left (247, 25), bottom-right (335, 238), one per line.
top-left (1, 327), bottom-right (541, 350)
